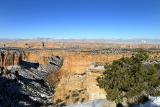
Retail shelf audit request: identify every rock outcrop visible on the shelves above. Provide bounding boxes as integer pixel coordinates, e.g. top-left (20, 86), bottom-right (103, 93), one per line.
top-left (0, 49), bottom-right (24, 68)
top-left (0, 49), bottom-right (64, 107)
top-left (0, 49), bottom-right (63, 73)
top-left (53, 69), bottom-right (107, 106)
top-left (0, 67), bottom-right (53, 107)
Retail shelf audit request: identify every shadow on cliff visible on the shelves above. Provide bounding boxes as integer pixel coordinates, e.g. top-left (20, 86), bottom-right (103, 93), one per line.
top-left (18, 75), bottom-right (49, 88)
top-left (0, 76), bottom-right (44, 107)
top-left (20, 60), bottom-right (39, 70)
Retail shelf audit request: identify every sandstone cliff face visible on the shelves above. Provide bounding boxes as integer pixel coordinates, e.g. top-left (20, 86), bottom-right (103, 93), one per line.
top-left (0, 49), bottom-right (23, 68)
top-left (0, 49), bottom-right (63, 71)
top-left (53, 69), bottom-right (107, 105)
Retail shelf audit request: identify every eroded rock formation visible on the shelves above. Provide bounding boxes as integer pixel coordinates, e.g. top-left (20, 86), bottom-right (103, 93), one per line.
top-left (0, 49), bottom-right (23, 68)
top-left (0, 49), bottom-right (63, 75)
top-left (53, 68), bottom-right (107, 106)
top-left (0, 49), bottom-right (64, 107)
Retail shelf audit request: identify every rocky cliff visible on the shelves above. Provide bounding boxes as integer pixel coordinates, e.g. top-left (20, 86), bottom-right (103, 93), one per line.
top-left (0, 49), bottom-right (64, 107)
top-left (0, 49), bottom-right (23, 68)
top-left (53, 67), bottom-right (109, 106)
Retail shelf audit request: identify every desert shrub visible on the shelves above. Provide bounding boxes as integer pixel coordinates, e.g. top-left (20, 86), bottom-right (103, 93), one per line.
top-left (97, 50), bottom-right (160, 104)
top-left (65, 96), bottom-right (70, 99)
top-left (74, 98), bottom-right (80, 103)
top-left (81, 98), bottom-right (85, 102)
top-left (72, 93), bottom-right (79, 97)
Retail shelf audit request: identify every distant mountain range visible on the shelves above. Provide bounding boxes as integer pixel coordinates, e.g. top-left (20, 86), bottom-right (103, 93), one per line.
top-left (0, 38), bottom-right (160, 44)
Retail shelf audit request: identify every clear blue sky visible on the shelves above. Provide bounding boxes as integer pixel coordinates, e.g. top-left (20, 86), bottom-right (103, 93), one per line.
top-left (0, 0), bottom-right (160, 39)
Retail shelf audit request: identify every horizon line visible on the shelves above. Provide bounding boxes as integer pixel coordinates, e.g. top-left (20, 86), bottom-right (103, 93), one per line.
top-left (0, 37), bottom-right (160, 40)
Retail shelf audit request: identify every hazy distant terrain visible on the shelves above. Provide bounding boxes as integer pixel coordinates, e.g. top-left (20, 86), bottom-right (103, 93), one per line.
top-left (1, 38), bottom-right (160, 44)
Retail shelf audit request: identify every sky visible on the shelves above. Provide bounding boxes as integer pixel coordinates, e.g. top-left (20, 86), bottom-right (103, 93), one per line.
top-left (0, 0), bottom-right (160, 39)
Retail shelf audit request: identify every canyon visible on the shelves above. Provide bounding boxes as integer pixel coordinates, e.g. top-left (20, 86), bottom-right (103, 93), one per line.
top-left (0, 40), bottom-right (160, 107)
